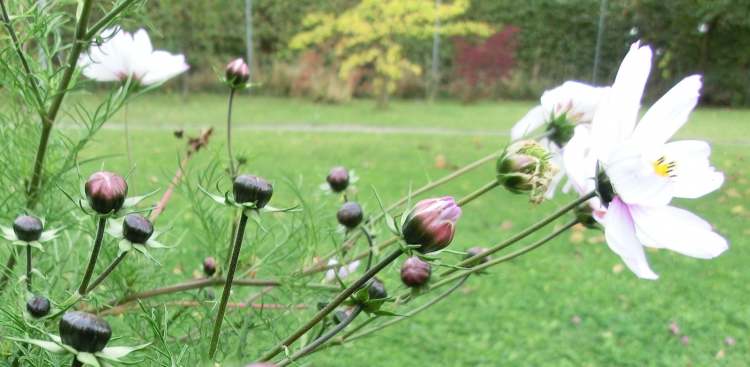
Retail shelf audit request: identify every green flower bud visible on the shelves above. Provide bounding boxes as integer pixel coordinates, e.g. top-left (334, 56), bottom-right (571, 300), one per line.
top-left (497, 140), bottom-right (558, 204)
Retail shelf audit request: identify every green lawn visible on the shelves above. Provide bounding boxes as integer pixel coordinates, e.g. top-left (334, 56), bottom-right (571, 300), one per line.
top-left (57, 95), bottom-right (750, 366)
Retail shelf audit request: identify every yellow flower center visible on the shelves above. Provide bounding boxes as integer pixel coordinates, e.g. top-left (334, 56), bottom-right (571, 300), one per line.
top-left (652, 157), bottom-right (675, 177)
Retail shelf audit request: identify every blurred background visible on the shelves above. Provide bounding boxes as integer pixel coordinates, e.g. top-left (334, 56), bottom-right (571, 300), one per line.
top-left (112, 0), bottom-right (750, 106)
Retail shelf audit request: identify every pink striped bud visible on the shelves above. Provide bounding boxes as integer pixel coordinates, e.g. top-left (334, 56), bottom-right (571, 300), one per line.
top-left (401, 196), bottom-right (461, 253)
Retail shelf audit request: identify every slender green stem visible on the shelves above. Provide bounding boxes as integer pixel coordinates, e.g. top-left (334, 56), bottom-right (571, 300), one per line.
top-left (84, 0), bottom-right (140, 39)
top-left (434, 219), bottom-right (579, 289)
top-left (124, 102), bottom-right (133, 174)
top-left (27, 0), bottom-right (94, 208)
top-left (361, 227), bottom-right (374, 271)
top-left (343, 275), bottom-right (469, 345)
top-left (257, 248), bottom-right (404, 362)
top-left (0, 251), bottom-right (17, 293)
top-left (78, 217), bottom-right (107, 295)
top-left (276, 304), bottom-right (364, 367)
top-left (302, 180), bottom-right (501, 277)
top-left (209, 212), bottom-right (250, 359)
top-left (226, 88), bottom-right (237, 178)
top-left (102, 277), bottom-right (322, 312)
top-left (86, 252), bottom-right (128, 294)
top-left (25, 245), bottom-right (32, 292)
top-left (455, 180), bottom-right (500, 206)
top-left (0, 0), bottom-right (46, 115)
top-left (307, 150), bottom-right (502, 274)
top-left (442, 191), bottom-right (595, 277)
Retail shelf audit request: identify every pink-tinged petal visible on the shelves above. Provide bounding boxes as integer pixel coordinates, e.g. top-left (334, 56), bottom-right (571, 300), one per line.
top-left (511, 105), bottom-right (547, 140)
top-left (630, 204), bottom-right (728, 259)
top-left (605, 198), bottom-right (658, 279)
top-left (632, 75), bottom-right (702, 146)
top-left (540, 81), bottom-right (609, 123)
top-left (663, 140), bottom-right (724, 198)
top-left (591, 42), bottom-right (652, 161)
top-left (606, 142), bottom-right (671, 206)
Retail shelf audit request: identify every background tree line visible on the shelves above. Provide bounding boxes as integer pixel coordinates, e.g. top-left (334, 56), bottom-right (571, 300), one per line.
top-left (127, 0), bottom-right (750, 105)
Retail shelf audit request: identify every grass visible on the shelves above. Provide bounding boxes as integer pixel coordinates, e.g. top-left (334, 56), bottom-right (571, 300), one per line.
top-left (40, 94), bottom-right (750, 365)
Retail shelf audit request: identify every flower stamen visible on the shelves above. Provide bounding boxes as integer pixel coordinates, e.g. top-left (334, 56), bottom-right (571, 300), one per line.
top-left (653, 156), bottom-right (676, 178)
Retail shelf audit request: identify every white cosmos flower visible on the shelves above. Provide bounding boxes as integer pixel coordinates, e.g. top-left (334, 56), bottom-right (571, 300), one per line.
top-left (511, 82), bottom-right (609, 198)
top-left (79, 27), bottom-right (189, 85)
top-left (564, 41), bottom-right (727, 280)
top-left (324, 258), bottom-right (361, 283)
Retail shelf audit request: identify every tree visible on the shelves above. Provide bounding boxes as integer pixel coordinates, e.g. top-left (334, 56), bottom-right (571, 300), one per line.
top-left (289, 0), bottom-right (492, 107)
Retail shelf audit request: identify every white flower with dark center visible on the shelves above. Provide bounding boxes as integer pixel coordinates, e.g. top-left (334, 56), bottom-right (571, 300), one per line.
top-left (511, 81), bottom-right (609, 198)
top-left (79, 27), bottom-right (189, 85)
top-left (564, 41), bottom-right (727, 280)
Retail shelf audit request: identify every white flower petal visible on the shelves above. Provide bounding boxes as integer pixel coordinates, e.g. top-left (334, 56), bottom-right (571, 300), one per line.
top-left (591, 41), bottom-right (652, 160)
top-left (540, 81), bottom-right (609, 123)
top-left (511, 105), bottom-right (547, 140)
top-left (140, 51), bottom-right (189, 85)
top-left (663, 140), bottom-right (724, 198)
top-left (604, 198), bottom-right (658, 280)
top-left (630, 204), bottom-right (728, 259)
top-left (606, 142), bottom-right (671, 206)
top-left (632, 75), bottom-right (702, 146)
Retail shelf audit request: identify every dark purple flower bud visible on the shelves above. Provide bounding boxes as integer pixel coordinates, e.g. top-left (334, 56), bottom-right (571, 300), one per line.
top-left (402, 196), bottom-right (462, 253)
top-left (226, 58), bottom-right (250, 88)
top-left (26, 295), bottom-right (51, 318)
top-left (337, 202), bottom-right (363, 229)
top-left (367, 278), bottom-right (387, 300)
top-left (203, 256), bottom-right (217, 276)
top-left (59, 311), bottom-right (112, 353)
top-left (13, 215), bottom-right (43, 242)
top-left (85, 171), bottom-right (128, 215)
top-left (233, 175), bottom-right (273, 208)
top-left (326, 166), bottom-right (349, 192)
top-left (122, 214), bottom-right (153, 244)
top-left (400, 256), bottom-right (431, 287)
top-left (464, 247), bottom-right (491, 267)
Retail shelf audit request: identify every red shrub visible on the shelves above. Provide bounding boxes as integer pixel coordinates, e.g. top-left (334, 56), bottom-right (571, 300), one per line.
top-left (452, 26), bottom-right (519, 100)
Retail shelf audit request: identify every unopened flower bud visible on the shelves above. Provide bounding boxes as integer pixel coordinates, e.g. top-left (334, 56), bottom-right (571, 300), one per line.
top-left (497, 140), bottom-right (557, 204)
top-left (233, 175), bottom-right (273, 208)
top-left (13, 215), bottom-right (43, 242)
top-left (85, 171), bottom-right (128, 215)
top-left (203, 256), bottom-right (217, 276)
top-left (59, 311), bottom-right (112, 353)
top-left (400, 256), bottom-right (431, 287)
top-left (226, 58), bottom-right (250, 88)
top-left (402, 196), bottom-right (462, 253)
top-left (464, 247), bottom-right (491, 267)
top-left (337, 202), bottom-right (363, 229)
top-left (367, 278), bottom-right (387, 300)
top-left (26, 295), bottom-right (51, 318)
top-left (122, 214), bottom-right (153, 244)
top-left (326, 166), bottom-right (349, 192)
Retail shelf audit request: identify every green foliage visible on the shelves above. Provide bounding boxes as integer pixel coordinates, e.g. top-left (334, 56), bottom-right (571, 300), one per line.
top-left (289, 0), bottom-right (492, 107)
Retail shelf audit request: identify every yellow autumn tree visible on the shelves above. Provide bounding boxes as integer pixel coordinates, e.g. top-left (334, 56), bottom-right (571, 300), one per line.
top-left (290, 0), bottom-right (492, 107)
